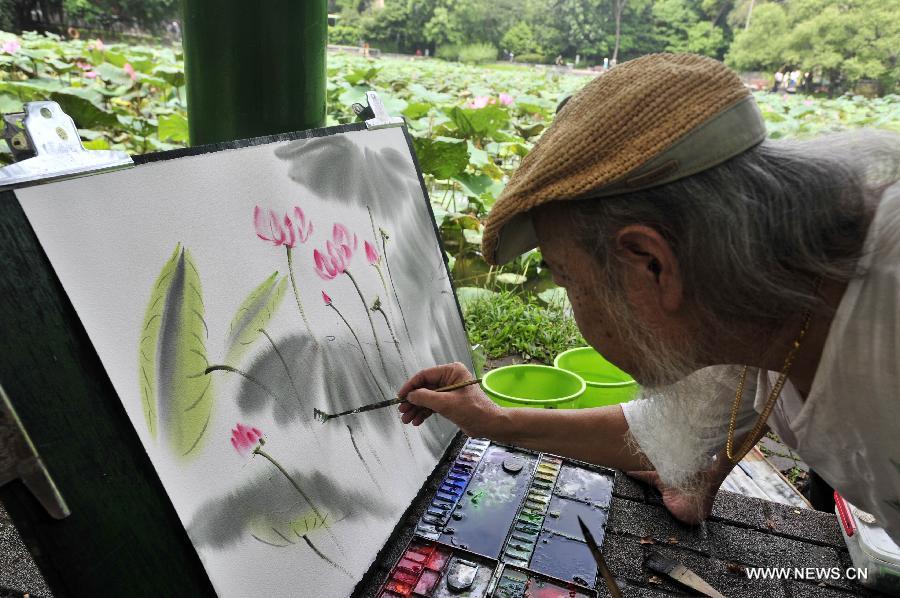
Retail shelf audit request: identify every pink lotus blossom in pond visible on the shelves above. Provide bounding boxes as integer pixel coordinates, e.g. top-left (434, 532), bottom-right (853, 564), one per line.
top-left (322, 290), bottom-right (332, 305)
top-left (498, 93), bottom-right (514, 106)
top-left (364, 240), bottom-right (380, 265)
top-left (1, 40), bottom-right (20, 54)
top-left (123, 62), bottom-right (137, 81)
top-left (231, 423), bottom-right (263, 455)
top-left (332, 223), bottom-right (358, 261)
top-left (313, 241), bottom-right (348, 280)
top-left (88, 39), bottom-right (105, 51)
top-left (84, 70), bottom-right (98, 79)
top-left (467, 96), bottom-right (491, 109)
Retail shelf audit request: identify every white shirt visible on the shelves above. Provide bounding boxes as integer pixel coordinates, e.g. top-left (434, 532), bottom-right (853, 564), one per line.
top-left (623, 182), bottom-right (900, 542)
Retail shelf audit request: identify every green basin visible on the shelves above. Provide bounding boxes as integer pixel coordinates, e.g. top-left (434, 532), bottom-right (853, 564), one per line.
top-left (481, 364), bottom-right (585, 409)
top-left (553, 347), bottom-right (639, 408)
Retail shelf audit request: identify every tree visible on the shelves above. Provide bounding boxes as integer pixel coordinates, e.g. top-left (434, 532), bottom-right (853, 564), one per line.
top-left (611, 0), bottom-right (626, 62)
top-left (726, 0), bottom-right (900, 95)
top-left (501, 22), bottom-right (539, 56)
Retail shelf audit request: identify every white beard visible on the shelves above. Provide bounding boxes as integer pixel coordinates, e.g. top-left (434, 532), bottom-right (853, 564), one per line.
top-left (624, 365), bottom-right (742, 494)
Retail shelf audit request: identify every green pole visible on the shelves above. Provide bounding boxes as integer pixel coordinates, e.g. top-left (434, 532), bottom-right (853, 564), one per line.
top-left (181, 0), bottom-right (327, 146)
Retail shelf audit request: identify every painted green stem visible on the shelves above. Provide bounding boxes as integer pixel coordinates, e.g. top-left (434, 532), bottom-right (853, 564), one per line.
top-left (327, 302), bottom-right (387, 400)
top-left (373, 303), bottom-right (408, 378)
top-left (253, 445), bottom-right (322, 519)
top-left (380, 231), bottom-right (413, 346)
top-left (372, 263), bottom-right (389, 296)
top-left (259, 328), bottom-right (302, 408)
top-left (286, 245), bottom-right (313, 337)
top-left (343, 269), bottom-right (389, 376)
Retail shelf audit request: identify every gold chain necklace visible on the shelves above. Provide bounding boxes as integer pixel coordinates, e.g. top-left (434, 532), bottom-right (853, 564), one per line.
top-left (725, 308), bottom-right (815, 465)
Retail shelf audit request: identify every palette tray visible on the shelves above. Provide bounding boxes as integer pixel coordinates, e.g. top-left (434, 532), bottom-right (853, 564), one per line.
top-left (377, 439), bottom-right (614, 597)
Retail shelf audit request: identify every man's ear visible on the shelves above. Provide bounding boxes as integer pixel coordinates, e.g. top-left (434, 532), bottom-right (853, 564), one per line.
top-left (613, 225), bottom-right (683, 313)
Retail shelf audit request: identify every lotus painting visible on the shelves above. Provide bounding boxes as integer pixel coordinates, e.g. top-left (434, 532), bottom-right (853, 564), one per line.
top-left (14, 126), bottom-right (471, 596)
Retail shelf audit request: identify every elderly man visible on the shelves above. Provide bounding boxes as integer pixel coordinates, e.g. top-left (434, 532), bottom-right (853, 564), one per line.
top-left (397, 53), bottom-right (900, 543)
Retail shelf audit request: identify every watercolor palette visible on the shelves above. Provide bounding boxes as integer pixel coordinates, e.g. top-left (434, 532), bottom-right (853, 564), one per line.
top-left (378, 439), bottom-right (614, 596)
top-left (376, 538), bottom-right (597, 598)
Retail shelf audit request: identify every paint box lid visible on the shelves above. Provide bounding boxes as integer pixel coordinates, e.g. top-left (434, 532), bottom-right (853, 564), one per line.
top-left (835, 492), bottom-right (900, 592)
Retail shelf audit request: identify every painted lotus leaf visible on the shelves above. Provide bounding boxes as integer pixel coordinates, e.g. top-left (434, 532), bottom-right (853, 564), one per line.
top-left (224, 272), bottom-right (288, 366)
top-left (139, 243), bottom-right (181, 438)
top-left (143, 244), bottom-right (214, 457)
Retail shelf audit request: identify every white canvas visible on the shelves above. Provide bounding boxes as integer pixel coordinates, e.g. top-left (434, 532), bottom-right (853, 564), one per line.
top-left (15, 127), bottom-right (469, 597)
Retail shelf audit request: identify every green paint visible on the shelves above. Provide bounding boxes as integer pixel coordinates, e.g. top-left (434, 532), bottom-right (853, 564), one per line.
top-left (139, 243), bottom-right (181, 439)
top-left (224, 271), bottom-right (287, 365)
top-left (155, 246), bottom-right (215, 457)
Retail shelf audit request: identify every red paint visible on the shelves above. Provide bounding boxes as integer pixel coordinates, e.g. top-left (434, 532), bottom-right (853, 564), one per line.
top-left (384, 579), bottom-right (413, 596)
top-left (397, 558), bottom-right (424, 575)
top-left (426, 548), bottom-right (451, 571)
top-left (526, 578), bottom-right (585, 598)
top-left (413, 569), bottom-right (441, 595)
top-left (393, 569), bottom-right (418, 585)
top-left (404, 550), bottom-right (428, 564)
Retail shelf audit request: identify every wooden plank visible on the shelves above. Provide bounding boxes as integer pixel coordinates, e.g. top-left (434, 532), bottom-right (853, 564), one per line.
top-left (0, 189), bottom-right (215, 596)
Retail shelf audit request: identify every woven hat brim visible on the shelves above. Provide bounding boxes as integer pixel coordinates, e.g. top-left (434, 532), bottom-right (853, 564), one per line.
top-left (486, 95), bottom-right (766, 264)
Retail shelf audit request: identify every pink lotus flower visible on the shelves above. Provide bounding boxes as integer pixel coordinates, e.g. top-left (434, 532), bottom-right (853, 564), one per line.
top-left (1, 40), bottom-right (20, 54)
top-left (313, 241), bottom-right (347, 280)
top-left (231, 423), bottom-right (263, 455)
top-left (498, 93), bottom-right (514, 106)
top-left (254, 206), bottom-right (296, 247)
top-left (123, 62), bottom-right (137, 81)
top-left (467, 95), bottom-right (491, 109)
top-left (85, 70), bottom-right (98, 79)
top-left (88, 39), bottom-right (105, 51)
top-left (289, 206), bottom-right (313, 244)
top-left (322, 290), bottom-right (332, 305)
top-left (364, 240), bottom-right (380, 266)
top-left (254, 206), bottom-right (314, 248)
top-left (331, 223), bottom-right (357, 260)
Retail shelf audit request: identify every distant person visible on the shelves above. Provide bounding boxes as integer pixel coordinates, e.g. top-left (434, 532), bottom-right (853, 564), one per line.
top-left (788, 69), bottom-right (800, 93)
top-left (415, 48), bottom-right (422, 57)
top-left (772, 69), bottom-right (783, 93)
top-left (362, 42), bottom-right (370, 58)
top-left (555, 55), bottom-right (564, 66)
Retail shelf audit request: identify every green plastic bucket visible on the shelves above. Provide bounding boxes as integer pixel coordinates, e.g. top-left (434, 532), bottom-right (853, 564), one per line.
top-left (553, 347), bottom-right (639, 408)
top-left (481, 364), bottom-right (585, 409)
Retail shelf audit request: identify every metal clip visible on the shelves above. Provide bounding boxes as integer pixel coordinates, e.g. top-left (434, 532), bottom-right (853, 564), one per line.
top-left (0, 385), bottom-right (70, 519)
top-left (0, 101), bottom-right (132, 190)
top-left (352, 91), bottom-right (404, 130)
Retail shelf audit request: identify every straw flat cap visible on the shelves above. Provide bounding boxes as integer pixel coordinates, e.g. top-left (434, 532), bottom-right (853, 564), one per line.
top-left (482, 53), bottom-right (767, 265)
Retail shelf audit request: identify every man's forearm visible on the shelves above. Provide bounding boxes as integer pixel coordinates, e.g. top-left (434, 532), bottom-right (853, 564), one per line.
top-left (487, 404), bottom-right (650, 471)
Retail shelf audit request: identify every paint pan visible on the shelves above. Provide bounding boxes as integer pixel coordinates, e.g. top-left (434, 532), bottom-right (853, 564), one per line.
top-left (529, 531), bottom-right (598, 587)
top-left (439, 444), bottom-right (538, 557)
top-left (492, 565), bottom-right (597, 598)
top-left (553, 465), bottom-right (613, 508)
top-left (417, 438), bottom-right (490, 539)
top-left (377, 538), bottom-right (496, 598)
top-left (501, 455), bottom-right (563, 567)
top-left (541, 495), bottom-right (608, 541)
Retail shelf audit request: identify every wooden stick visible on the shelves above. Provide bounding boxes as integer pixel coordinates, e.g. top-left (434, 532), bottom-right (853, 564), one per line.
top-left (578, 516), bottom-right (623, 598)
top-left (314, 378), bottom-right (481, 422)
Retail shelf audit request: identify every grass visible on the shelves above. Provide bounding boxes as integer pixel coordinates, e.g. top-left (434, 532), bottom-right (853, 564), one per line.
top-left (463, 290), bottom-right (585, 364)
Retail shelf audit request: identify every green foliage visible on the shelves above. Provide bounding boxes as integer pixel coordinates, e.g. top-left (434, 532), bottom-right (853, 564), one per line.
top-left (0, 31), bottom-right (185, 163)
top-left (501, 22), bottom-right (539, 56)
top-left (434, 44), bottom-right (460, 61)
top-left (462, 289), bottom-right (585, 363)
top-left (726, 0), bottom-right (900, 94)
top-left (329, 23), bottom-right (363, 46)
top-left (63, 0), bottom-right (180, 32)
top-left (457, 43), bottom-right (497, 64)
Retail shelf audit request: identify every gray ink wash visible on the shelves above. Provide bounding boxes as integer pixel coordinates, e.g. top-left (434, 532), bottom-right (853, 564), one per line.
top-left (186, 469), bottom-right (394, 550)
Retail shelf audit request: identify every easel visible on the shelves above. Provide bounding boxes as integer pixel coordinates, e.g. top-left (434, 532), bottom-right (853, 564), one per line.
top-left (0, 93), bottom-right (410, 597)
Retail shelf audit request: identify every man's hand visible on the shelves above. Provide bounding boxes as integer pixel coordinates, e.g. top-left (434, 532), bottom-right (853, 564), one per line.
top-left (397, 362), bottom-right (505, 438)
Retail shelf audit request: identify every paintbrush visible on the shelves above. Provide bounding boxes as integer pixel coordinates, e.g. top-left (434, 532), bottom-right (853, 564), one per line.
top-left (312, 378), bottom-right (482, 423)
top-left (645, 550), bottom-right (724, 598)
top-left (577, 515), bottom-right (623, 598)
